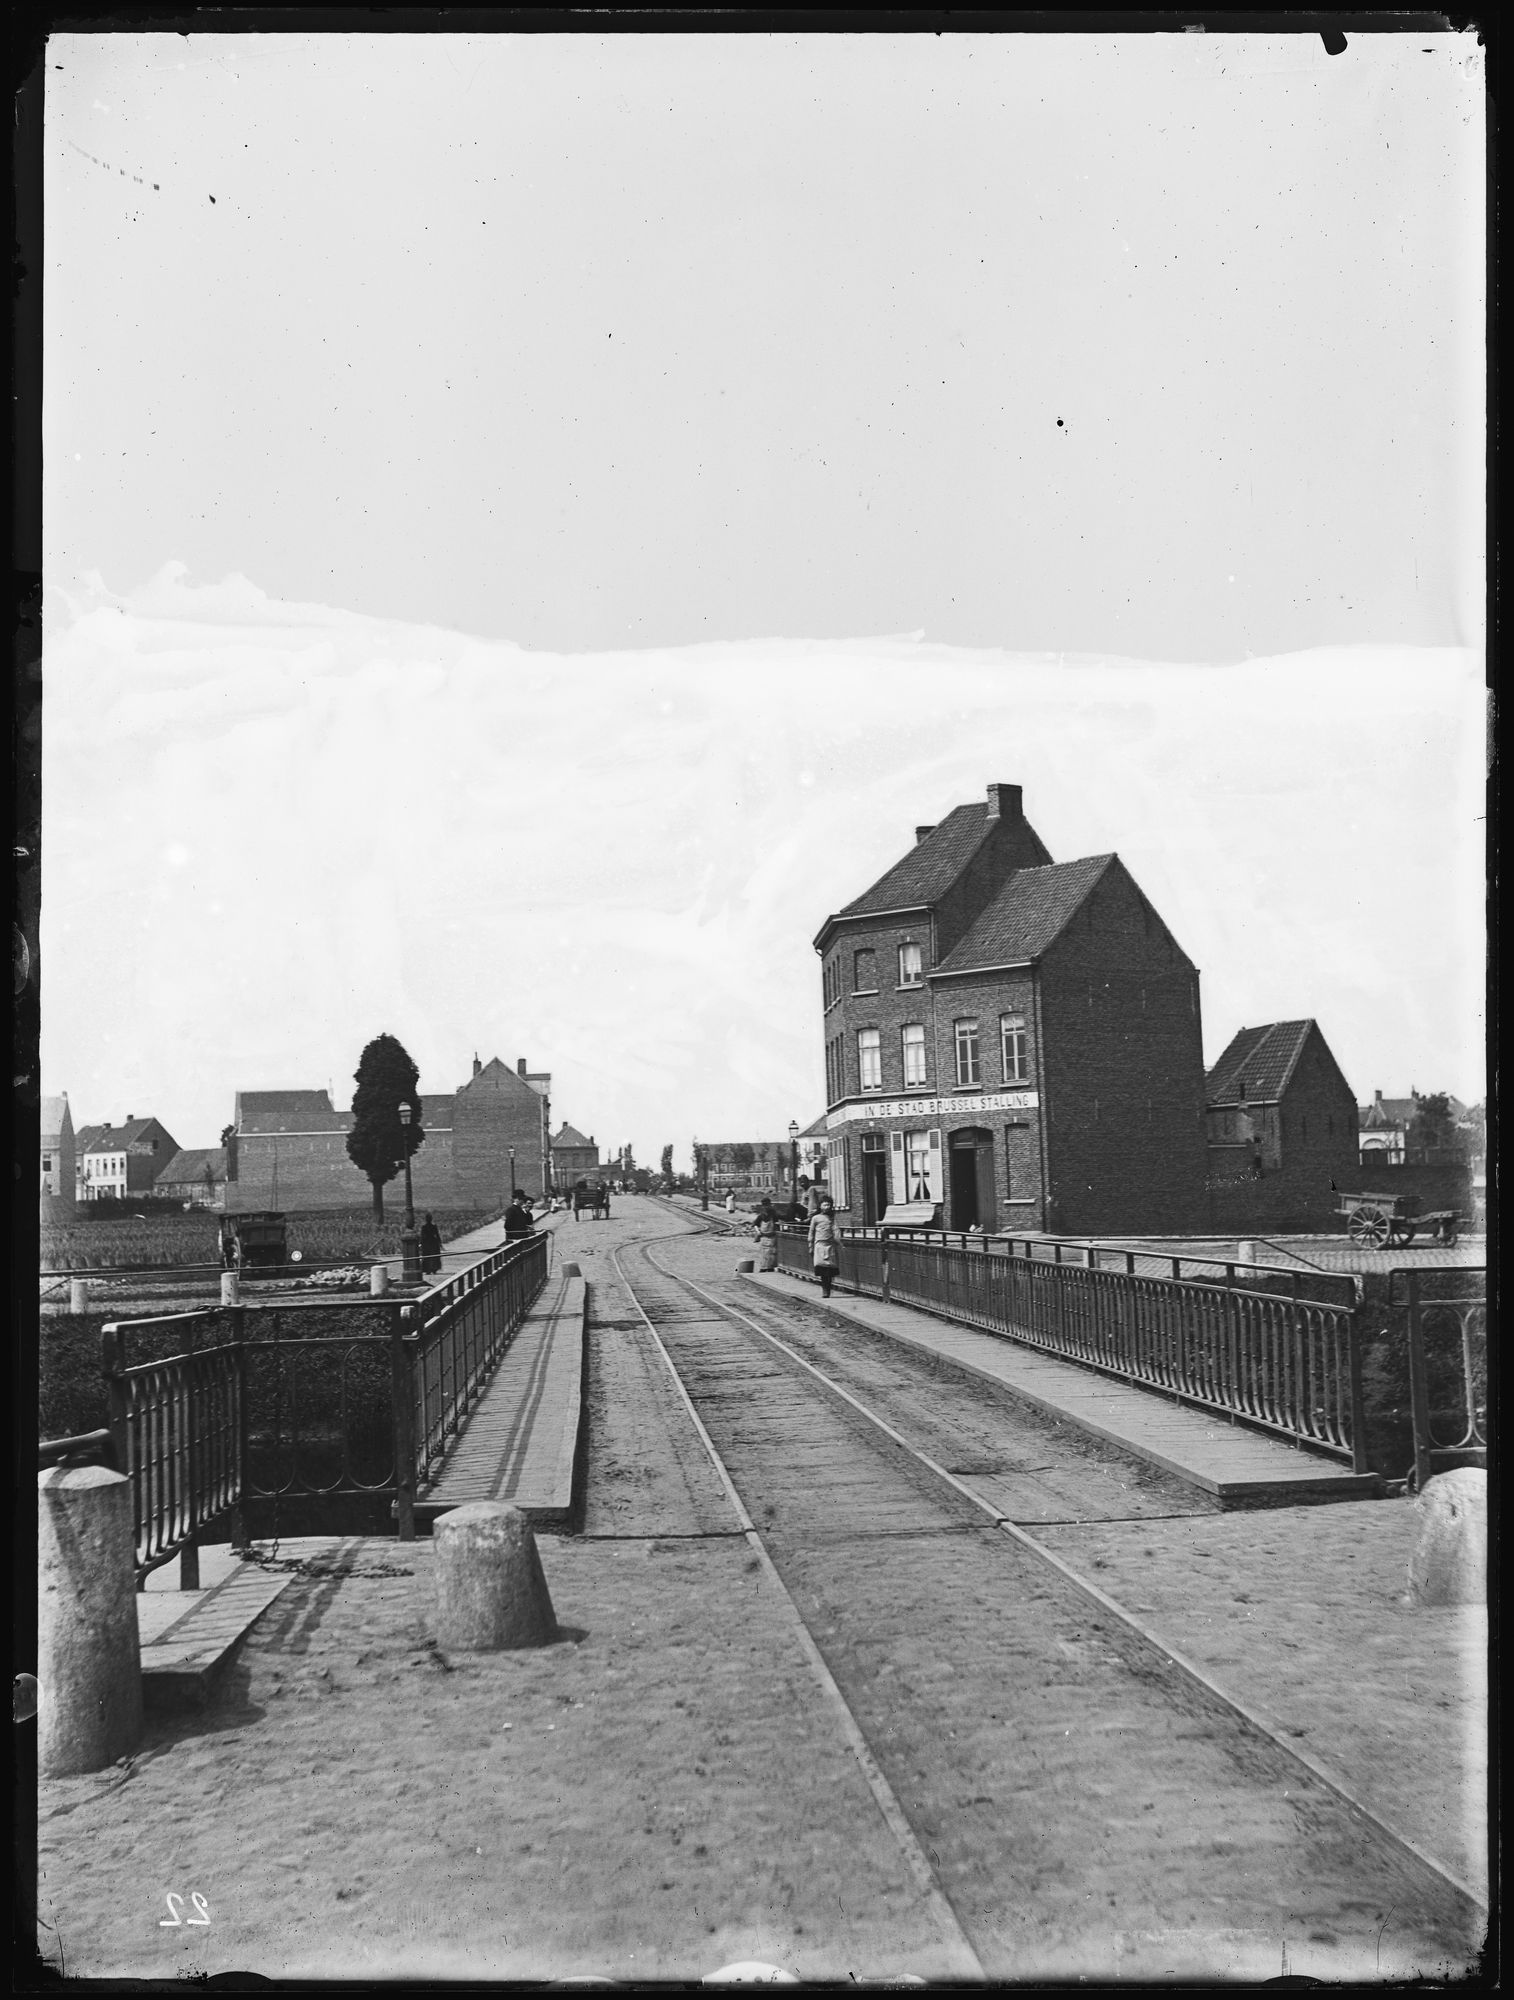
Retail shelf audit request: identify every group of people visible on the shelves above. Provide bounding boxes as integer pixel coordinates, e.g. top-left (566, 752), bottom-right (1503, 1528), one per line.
top-left (748, 1176), bottom-right (841, 1298)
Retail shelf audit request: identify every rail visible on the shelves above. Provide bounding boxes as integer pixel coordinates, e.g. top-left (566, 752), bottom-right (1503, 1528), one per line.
top-left (776, 1226), bottom-right (1367, 1467)
top-left (91, 1233), bottom-right (552, 1579)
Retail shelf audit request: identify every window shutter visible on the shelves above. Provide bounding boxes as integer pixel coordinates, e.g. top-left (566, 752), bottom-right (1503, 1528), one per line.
top-left (925, 1130), bottom-right (943, 1204)
top-left (889, 1130), bottom-right (907, 1204)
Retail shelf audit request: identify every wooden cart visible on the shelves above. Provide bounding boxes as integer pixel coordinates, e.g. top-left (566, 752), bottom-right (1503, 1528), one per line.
top-left (1335, 1190), bottom-right (1460, 1250)
top-left (219, 1211), bottom-right (288, 1270)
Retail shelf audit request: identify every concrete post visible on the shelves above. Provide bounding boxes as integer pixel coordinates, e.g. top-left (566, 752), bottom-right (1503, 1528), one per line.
top-left (1405, 1468), bottom-right (1487, 1606)
top-left (69, 1279), bottom-right (89, 1314)
top-left (432, 1502), bottom-right (558, 1651)
top-left (220, 1271), bottom-right (240, 1306)
top-left (37, 1466), bottom-right (142, 1775)
top-left (370, 1264), bottom-right (390, 1297)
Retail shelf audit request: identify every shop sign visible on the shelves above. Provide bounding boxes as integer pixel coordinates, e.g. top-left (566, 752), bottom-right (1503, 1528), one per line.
top-left (827, 1091), bottom-right (1039, 1127)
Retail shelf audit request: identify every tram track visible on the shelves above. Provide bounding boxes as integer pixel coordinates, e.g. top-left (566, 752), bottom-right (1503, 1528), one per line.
top-left (609, 1214), bottom-right (1483, 1980)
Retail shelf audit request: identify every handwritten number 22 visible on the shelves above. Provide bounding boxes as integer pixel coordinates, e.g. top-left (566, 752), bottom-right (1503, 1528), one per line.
top-left (160, 1892), bottom-right (210, 1926)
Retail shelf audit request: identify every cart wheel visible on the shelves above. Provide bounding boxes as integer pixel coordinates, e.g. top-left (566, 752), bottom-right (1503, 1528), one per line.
top-left (1391, 1222), bottom-right (1417, 1247)
top-left (1348, 1206), bottom-right (1391, 1249)
top-left (1438, 1220), bottom-right (1459, 1248)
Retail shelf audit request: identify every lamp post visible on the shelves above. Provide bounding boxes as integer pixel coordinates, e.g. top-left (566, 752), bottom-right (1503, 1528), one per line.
top-left (399, 1102), bottom-right (421, 1284)
top-left (789, 1120), bottom-right (800, 1214)
top-left (696, 1140), bottom-right (709, 1211)
top-left (508, 1146), bottom-right (516, 1200)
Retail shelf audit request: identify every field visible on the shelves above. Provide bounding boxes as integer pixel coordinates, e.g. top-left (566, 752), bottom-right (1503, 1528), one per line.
top-left (40, 1203), bottom-right (505, 1273)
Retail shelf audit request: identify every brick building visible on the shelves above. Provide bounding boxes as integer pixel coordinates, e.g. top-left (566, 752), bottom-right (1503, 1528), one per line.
top-left (227, 1054), bottom-right (555, 1212)
top-left (551, 1124), bottom-right (600, 1186)
top-left (1205, 1019), bottom-right (1359, 1232)
top-left (815, 783), bottom-right (1211, 1236)
top-left (696, 1140), bottom-right (796, 1198)
top-left (76, 1116), bottom-right (181, 1203)
top-left (156, 1147), bottom-right (230, 1209)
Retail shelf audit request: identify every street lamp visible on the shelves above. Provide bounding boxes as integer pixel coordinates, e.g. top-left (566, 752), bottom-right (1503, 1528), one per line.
top-left (696, 1139), bottom-right (709, 1211)
top-left (788, 1120), bottom-right (800, 1213)
top-left (399, 1102), bottom-right (421, 1284)
top-left (508, 1146), bottom-right (516, 1201)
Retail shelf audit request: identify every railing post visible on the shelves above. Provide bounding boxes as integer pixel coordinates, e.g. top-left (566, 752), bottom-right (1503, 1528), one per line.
top-left (1405, 1271), bottom-right (1433, 1491)
top-left (179, 1314), bottom-right (200, 1589)
top-left (881, 1239), bottom-right (891, 1306)
top-left (227, 1305), bottom-right (251, 1550)
top-left (391, 1302), bottom-right (416, 1542)
top-left (1345, 1303), bottom-right (1370, 1475)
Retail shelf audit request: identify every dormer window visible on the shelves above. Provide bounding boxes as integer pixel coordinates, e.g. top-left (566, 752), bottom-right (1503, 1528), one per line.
top-left (898, 941), bottom-right (923, 987)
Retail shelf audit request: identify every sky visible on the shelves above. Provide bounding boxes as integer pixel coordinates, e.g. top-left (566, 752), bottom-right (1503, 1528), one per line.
top-left (40, 29), bottom-right (1486, 1166)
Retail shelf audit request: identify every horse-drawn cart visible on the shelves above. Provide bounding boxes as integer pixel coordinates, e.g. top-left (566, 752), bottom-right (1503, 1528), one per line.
top-left (1335, 1189), bottom-right (1460, 1250)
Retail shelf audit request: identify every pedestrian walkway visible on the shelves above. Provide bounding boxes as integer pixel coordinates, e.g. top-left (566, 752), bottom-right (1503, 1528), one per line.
top-left (740, 1268), bottom-right (1380, 1507)
top-left (136, 1539), bottom-right (344, 1705)
top-left (414, 1263), bottom-right (589, 1530)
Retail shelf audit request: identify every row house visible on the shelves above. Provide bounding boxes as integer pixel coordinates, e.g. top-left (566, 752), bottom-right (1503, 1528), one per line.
top-left (41, 1095), bottom-right (75, 1201)
top-left (815, 783), bottom-right (1211, 1237)
top-left (74, 1116), bottom-right (180, 1202)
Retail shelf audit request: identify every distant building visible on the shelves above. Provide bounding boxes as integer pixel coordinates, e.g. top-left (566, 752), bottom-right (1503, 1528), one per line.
top-left (1205, 1019), bottom-right (1358, 1229)
top-left (77, 1116), bottom-right (181, 1203)
top-left (551, 1123), bottom-right (600, 1187)
top-left (41, 1094), bottom-right (76, 1203)
top-left (1358, 1090), bottom-right (1414, 1167)
top-left (226, 1053), bottom-right (558, 1212)
top-left (696, 1141), bottom-right (796, 1198)
top-left (155, 1147), bottom-right (229, 1209)
top-left (816, 782), bottom-right (1211, 1235)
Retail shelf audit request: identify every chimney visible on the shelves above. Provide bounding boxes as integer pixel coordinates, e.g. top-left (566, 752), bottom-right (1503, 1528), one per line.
top-left (985, 783), bottom-right (1022, 821)
top-left (517, 1058), bottom-right (527, 1077)
top-left (915, 825), bottom-right (936, 844)
top-left (473, 1053), bottom-right (481, 1078)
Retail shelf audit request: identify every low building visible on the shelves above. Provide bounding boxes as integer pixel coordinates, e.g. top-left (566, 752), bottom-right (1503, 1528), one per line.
top-left (816, 783), bottom-right (1212, 1236)
top-left (41, 1094), bottom-right (76, 1203)
top-left (1358, 1090), bottom-right (1415, 1167)
top-left (551, 1123), bottom-right (600, 1187)
top-left (1205, 1019), bottom-right (1359, 1232)
top-left (696, 1141), bottom-right (796, 1198)
top-left (155, 1147), bottom-right (229, 1209)
top-left (77, 1116), bottom-right (181, 1203)
top-left (226, 1053), bottom-right (556, 1211)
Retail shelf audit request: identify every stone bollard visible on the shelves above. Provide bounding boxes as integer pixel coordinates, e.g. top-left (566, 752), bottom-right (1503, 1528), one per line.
top-left (370, 1264), bottom-right (389, 1297)
top-left (432, 1502), bottom-right (558, 1651)
top-left (560, 1262), bottom-right (581, 1279)
top-left (736, 1258), bottom-right (755, 1274)
top-left (1238, 1241), bottom-right (1259, 1270)
top-left (69, 1279), bottom-right (89, 1314)
top-left (1405, 1468), bottom-right (1487, 1606)
top-left (220, 1270), bottom-right (240, 1306)
top-left (37, 1465), bottom-right (143, 1776)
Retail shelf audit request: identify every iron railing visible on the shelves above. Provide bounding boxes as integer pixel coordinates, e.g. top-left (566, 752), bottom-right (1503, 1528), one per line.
top-left (94, 1233), bottom-right (551, 1581)
top-left (1391, 1267), bottom-right (1488, 1488)
top-left (102, 1313), bottom-right (246, 1586)
top-left (777, 1225), bottom-right (1368, 1467)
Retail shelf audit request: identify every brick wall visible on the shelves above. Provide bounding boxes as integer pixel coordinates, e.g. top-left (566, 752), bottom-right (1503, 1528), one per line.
top-left (1207, 1030), bottom-right (1362, 1233)
top-left (1036, 862), bottom-right (1210, 1235)
top-left (228, 1129), bottom-right (461, 1212)
top-left (927, 969), bottom-right (1044, 1227)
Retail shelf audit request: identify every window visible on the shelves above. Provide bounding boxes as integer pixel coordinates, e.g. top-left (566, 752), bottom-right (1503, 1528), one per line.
top-left (853, 949), bottom-right (877, 992)
top-left (42, 1155), bottom-right (52, 1172)
top-left (1000, 1014), bottom-right (1028, 1083)
top-left (826, 1034), bottom-right (845, 1105)
top-left (823, 956), bottom-right (841, 1012)
top-left (898, 941), bottom-right (923, 987)
top-left (954, 1018), bottom-right (980, 1087)
top-left (858, 1029), bottom-right (882, 1091)
top-left (826, 1136), bottom-right (849, 1208)
top-left (861, 1132), bottom-right (885, 1152)
top-left (901, 1023), bottom-right (928, 1087)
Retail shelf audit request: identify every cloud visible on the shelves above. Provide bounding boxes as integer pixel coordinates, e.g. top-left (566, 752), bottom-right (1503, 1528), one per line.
top-left (41, 570), bottom-right (1486, 1158)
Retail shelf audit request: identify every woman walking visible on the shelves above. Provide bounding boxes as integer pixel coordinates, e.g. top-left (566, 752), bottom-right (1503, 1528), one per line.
top-left (751, 1196), bottom-right (780, 1272)
top-left (807, 1196), bottom-right (840, 1299)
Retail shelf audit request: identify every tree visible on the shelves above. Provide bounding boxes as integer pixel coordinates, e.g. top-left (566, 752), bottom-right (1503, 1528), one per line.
top-left (660, 1144), bottom-right (674, 1180)
top-left (731, 1142), bottom-right (755, 1175)
top-left (346, 1032), bottom-right (425, 1220)
top-left (1408, 1092), bottom-right (1457, 1162)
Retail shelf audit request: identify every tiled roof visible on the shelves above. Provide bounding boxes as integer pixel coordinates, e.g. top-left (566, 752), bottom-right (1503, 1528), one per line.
top-left (552, 1124), bottom-right (593, 1149)
top-left (74, 1124), bottom-right (106, 1158)
top-left (158, 1147), bottom-right (227, 1184)
top-left (81, 1117), bottom-right (170, 1153)
top-left (836, 804), bottom-right (1001, 919)
top-left (41, 1096), bottom-right (71, 1138)
top-left (1206, 1021), bottom-right (1316, 1106)
top-left (933, 855), bottom-right (1116, 973)
top-left (1361, 1096), bottom-right (1416, 1128)
top-left (236, 1090), bottom-right (348, 1133)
